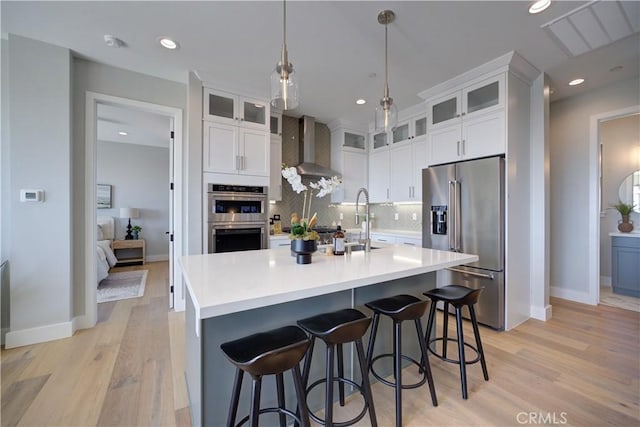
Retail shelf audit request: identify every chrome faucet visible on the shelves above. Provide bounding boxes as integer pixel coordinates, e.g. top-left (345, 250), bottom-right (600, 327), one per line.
top-left (355, 188), bottom-right (371, 252)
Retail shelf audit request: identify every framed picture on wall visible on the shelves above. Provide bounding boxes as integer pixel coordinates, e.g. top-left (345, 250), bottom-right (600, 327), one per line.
top-left (97, 184), bottom-right (112, 209)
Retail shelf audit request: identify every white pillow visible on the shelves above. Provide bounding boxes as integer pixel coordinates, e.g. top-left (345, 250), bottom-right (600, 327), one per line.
top-left (97, 224), bottom-right (104, 241)
top-left (97, 240), bottom-right (118, 267)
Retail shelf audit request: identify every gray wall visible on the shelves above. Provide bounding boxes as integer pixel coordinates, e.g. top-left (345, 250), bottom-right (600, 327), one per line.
top-left (6, 35), bottom-right (72, 333)
top-left (186, 71), bottom-right (203, 255)
top-left (599, 114), bottom-right (640, 278)
top-left (73, 58), bottom-right (186, 316)
top-left (97, 141), bottom-right (170, 259)
top-left (549, 77), bottom-right (640, 296)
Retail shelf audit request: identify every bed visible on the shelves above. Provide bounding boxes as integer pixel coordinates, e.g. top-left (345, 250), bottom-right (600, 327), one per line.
top-left (97, 215), bottom-right (118, 285)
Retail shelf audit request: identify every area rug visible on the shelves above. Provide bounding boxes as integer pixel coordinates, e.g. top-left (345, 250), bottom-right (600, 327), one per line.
top-left (98, 270), bottom-right (148, 303)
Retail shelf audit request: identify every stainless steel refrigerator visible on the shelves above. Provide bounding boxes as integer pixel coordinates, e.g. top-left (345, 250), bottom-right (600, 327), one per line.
top-left (422, 156), bottom-right (505, 330)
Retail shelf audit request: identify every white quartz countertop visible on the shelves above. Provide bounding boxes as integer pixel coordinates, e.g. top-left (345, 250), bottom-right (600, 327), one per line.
top-left (609, 231), bottom-right (640, 238)
top-left (180, 245), bottom-right (478, 320)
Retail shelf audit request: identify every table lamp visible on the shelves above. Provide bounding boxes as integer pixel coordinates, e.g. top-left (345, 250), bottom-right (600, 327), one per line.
top-left (120, 207), bottom-right (139, 240)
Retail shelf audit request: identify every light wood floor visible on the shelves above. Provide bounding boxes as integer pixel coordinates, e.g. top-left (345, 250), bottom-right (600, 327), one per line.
top-left (2, 262), bottom-right (639, 426)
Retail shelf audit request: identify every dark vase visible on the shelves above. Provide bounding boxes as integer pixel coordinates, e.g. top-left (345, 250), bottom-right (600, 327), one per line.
top-left (132, 231), bottom-right (139, 240)
top-left (290, 239), bottom-right (318, 264)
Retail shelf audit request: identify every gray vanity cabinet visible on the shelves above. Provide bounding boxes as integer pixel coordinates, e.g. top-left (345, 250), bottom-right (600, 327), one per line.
top-left (611, 236), bottom-right (640, 297)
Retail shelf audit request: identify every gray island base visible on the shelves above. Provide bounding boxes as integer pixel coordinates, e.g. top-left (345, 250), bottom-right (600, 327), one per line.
top-left (180, 245), bottom-right (478, 426)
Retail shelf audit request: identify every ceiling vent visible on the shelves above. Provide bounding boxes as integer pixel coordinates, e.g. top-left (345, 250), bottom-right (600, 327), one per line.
top-left (541, 0), bottom-right (639, 57)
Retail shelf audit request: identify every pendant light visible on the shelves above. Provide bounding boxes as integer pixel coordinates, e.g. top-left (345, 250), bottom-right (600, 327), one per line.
top-left (271, 0), bottom-right (299, 110)
top-left (374, 10), bottom-right (398, 133)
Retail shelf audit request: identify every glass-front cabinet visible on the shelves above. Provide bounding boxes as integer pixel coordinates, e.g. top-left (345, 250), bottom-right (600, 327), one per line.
top-left (371, 131), bottom-right (388, 151)
top-left (203, 87), bottom-right (269, 130)
top-left (428, 74), bottom-right (504, 129)
top-left (270, 109), bottom-right (282, 136)
top-left (343, 131), bottom-right (366, 150)
top-left (391, 113), bottom-right (428, 145)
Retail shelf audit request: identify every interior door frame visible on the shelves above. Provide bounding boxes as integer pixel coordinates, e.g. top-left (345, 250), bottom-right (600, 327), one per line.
top-left (83, 92), bottom-right (184, 329)
top-left (588, 104), bottom-right (640, 305)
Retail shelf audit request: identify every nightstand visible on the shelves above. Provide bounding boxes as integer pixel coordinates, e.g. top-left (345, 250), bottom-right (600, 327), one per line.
top-left (112, 239), bottom-right (146, 265)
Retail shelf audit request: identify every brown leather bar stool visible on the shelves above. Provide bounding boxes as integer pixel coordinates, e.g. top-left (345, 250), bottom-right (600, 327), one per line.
top-left (220, 325), bottom-right (311, 427)
top-left (365, 294), bottom-right (438, 427)
top-left (297, 308), bottom-right (377, 427)
top-left (423, 285), bottom-right (489, 399)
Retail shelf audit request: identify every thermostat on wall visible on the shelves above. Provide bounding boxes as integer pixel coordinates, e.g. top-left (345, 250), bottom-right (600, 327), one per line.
top-left (20, 189), bottom-right (44, 202)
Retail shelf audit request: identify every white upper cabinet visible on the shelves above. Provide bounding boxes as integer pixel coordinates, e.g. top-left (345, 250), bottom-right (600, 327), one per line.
top-left (428, 74), bottom-right (504, 130)
top-left (330, 124), bottom-right (368, 203)
top-left (427, 73), bottom-right (506, 165)
top-left (203, 87), bottom-right (269, 130)
top-left (203, 121), bottom-right (269, 177)
top-left (391, 112), bottom-right (428, 147)
top-left (368, 149), bottom-right (390, 203)
top-left (270, 109), bottom-right (282, 137)
top-left (389, 138), bottom-right (428, 202)
top-left (371, 130), bottom-right (389, 152)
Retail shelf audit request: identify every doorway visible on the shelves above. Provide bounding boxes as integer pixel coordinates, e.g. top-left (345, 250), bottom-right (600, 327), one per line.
top-left (84, 92), bottom-right (184, 330)
top-left (589, 105), bottom-right (640, 307)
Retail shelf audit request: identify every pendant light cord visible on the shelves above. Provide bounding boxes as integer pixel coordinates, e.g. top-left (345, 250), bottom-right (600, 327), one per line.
top-left (384, 21), bottom-right (389, 99)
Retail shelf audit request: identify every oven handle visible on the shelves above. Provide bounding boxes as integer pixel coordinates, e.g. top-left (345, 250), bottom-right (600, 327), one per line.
top-left (208, 192), bottom-right (267, 201)
top-left (214, 227), bottom-right (265, 236)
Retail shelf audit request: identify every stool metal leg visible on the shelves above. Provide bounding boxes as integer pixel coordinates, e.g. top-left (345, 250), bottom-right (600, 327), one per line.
top-left (394, 320), bottom-right (403, 427)
top-left (250, 376), bottom-right (262, 427)
top-left (276, 373), bottom-right (286, 427)
top-left (355, 338), bottom-right (378, 427)
top-left (365, 313), bottom-right (380, 367)
top-left (454, 307), bottom-right (468, 399)
top-left (469, 305), bottom-right (489, 381)
top-left (301, 337), bottom-right (316, 388)
top-left (442, 302), bottom-right (450, 358)
top-left (226, 368), bottom-right (244, 427)
top-left (292, 364), bottom-right (311, 427)
top-left (415, 319), bottom-right (438, 407)
top-left (325, 345), bottom-right (335, 427)
top-left (337, 343), bottom-right (345, 406)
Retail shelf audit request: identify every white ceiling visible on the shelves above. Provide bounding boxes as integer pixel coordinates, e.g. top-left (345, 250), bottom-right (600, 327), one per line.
top-left (3, 1), bottom-right (639, 126)
top-left (97, 103), bottom-right (170, 148)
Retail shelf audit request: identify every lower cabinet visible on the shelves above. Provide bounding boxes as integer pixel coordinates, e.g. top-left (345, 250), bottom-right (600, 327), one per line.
top-left (269, 235), bottom-right (290, 249)
top-left (611, 236), bottom-right (640, 297)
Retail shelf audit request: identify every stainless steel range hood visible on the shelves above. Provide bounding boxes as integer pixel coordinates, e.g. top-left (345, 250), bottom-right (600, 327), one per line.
top-left (296, 116), bottom-right (341, 178)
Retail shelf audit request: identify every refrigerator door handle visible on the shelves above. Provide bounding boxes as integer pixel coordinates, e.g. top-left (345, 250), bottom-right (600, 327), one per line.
top-left (447, 267), bottom-right (495, 280)
top-left (448, 180), bottom-right (456, 251)
top-left (454, 180), bottom-right (462, 251)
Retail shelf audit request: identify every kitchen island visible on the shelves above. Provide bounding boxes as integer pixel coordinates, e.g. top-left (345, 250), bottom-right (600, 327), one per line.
top-left (180, 244), bottom-right (477, 426)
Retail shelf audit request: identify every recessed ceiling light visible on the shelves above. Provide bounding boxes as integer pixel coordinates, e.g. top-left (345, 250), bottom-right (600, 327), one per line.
top-left (356, 99), bottom-right (366, 105)
top-left (118, 131), bottom-right (128, 136)
top-left (159, 37), bottom-right (179, 50)
top-left (529, 0), bottom-right (551, 14)
top-left (568, 78), bottom-right (585, 86)
top-left (103, 35), bottom-right (125, 48)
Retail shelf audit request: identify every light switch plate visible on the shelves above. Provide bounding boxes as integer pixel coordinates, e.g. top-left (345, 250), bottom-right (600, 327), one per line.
top-left (412, 213), bottom-right (417, 221)
top-left (339, 213), bottom-right (344, 220)
top-left (394, 213), bottom-right (399, 220)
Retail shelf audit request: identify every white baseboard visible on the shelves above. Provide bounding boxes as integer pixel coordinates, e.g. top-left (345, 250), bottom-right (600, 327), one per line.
top-left (4, 321), bottom-right (73, 349)
top-left (1, 327), bottom-right (9, 346)
top-left (550, 286), bottom-right (596, 305)
top-left (530, 304), bottom-right (553, 321)
top-left (600, 276), bottom-right (612, 287)
top-left (146, 254), bottom-right (169, 263)
top-left (72, 314), bottom-right (95, 332)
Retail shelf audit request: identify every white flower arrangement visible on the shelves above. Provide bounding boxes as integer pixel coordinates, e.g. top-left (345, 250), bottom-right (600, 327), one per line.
top-left (281, 165), bottom-right (342, 240)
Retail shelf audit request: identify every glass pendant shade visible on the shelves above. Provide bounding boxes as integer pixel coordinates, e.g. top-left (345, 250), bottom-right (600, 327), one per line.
top-left (374, 101), bottom-right (398, 133)
top-left (270, 62), bottom-right (299, 110)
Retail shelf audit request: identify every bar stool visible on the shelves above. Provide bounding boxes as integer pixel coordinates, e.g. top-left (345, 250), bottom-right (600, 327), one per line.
top-left (297, 308), bottom-right (377, 427)
top-left (220, 325), bottom-right (311, 427)
top-left (423, 285), bottom-right (489, 399)
top-left (365, 295), bottom-right (438, 427)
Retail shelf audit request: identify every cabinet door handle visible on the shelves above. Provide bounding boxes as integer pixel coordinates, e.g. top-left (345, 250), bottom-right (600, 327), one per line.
top-left (236, 155), bottom-right (240, 170)
top-left (241, 156), bottom-right (245, 170)
top-left (409, 186), bottom-right (412, 198)
top-left (386, 188), bottom-right (389, 199)
top-left (456, 114), bottom-right (460, 118)
top-left (461, 112), bottom-right (466, 116)
top-left (462, 140), bottom-right (466, 155)
top-left (457, 141), bottom-right (461, 156)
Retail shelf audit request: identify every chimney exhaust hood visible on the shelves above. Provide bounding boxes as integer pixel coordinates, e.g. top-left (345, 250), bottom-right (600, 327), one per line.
top-left (295, 116), bottom-right (341, 178)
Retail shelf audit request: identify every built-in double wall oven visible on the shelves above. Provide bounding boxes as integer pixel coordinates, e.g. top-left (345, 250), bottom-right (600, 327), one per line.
top-left (207, 184), bottom-right (268, 253)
